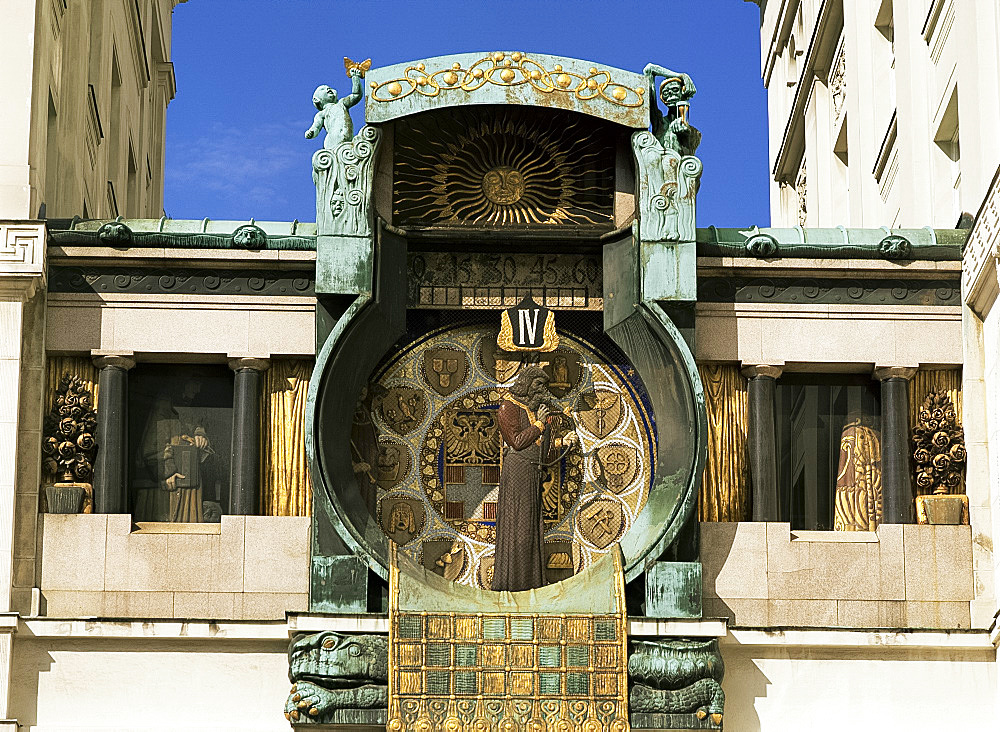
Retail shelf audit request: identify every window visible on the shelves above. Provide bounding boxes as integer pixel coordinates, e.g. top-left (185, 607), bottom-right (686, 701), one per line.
top-left (775, 374), bottom-right (881, 530)
top-left (128, 364), bottom-right (234, 523)
top-left (934, 87), bottom-right (961, 222)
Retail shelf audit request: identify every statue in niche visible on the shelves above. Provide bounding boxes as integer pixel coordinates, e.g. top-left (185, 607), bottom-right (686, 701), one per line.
top-left (492, 367), bottom-right (577, 592)
top-left (643, 63), bottom-right (701, 156)
top-left (833, 414), bottom-right (882, 531)
top-left (135, 380), bottom-right (220, 523)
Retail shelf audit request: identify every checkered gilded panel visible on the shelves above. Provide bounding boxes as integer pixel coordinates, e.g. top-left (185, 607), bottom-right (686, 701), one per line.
top-left (388, 612), bottom-right (629, 731)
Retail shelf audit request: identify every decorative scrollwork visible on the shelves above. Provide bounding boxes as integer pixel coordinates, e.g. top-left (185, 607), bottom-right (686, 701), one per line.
top-left (371, 51), bottom-right (644, 108)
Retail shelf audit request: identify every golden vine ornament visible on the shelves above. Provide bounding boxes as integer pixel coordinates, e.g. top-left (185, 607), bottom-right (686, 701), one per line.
top-left (370, 51), bottom-right (645, 108)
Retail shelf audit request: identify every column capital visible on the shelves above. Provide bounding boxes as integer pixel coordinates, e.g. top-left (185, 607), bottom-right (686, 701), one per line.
top-left (228, 357), bottom-right (270, 372)
top-left (873, 366), bottom-right (917, 381)
top-left (740, 364), bottom-right (783, 380)
top-left (92, 352), bottom-right (136, 370)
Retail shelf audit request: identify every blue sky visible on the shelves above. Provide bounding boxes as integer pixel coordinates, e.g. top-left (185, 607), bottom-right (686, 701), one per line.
top-left (164, 0), bottom-right (770, 227)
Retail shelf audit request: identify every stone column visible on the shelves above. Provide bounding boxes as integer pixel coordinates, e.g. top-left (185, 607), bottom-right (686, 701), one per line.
top-left (874, 366), bottom-right (917, 524)
top-left (228, 358), bottom-right (270, 515)
top-left (741, 365), bottom-right (783, 522)
top-left (0, 223), bottom-right (45, 723)
top-left (92, 354), bottom-right (135, 514)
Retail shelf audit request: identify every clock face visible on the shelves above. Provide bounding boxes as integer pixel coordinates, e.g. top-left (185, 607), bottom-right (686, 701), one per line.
top-left (352, 322), bottom-right (657, 589)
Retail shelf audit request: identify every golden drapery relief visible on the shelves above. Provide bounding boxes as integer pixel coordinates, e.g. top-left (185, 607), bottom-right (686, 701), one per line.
top-left (909, 368), bottom-right (963, 494)
top-left (697, 364), bottom-right (749, 522)
top-left (262, 360), bottom-right (313, 516)
top-left (46, 355), bottom-right (98, 411)
top-left (833, 420), bottom-right (882, 531)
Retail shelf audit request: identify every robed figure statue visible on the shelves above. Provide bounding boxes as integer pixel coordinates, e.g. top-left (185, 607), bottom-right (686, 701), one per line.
top-left (492, 367), bottom-right (577, 592)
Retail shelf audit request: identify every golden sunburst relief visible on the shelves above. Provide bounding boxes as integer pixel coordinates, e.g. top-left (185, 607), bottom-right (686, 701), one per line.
top-left (393, 107), bottom-right (616, 228)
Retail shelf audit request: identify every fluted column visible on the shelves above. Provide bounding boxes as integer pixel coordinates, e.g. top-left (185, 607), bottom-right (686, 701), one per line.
top-left (874, 366), bottom-right (917, 523)
top-left (92, 354), bottom-right (135, 514)
top-left (228, 358), bottom-right (270, 515)
top-left (742, 364), bottom-right (783, 522)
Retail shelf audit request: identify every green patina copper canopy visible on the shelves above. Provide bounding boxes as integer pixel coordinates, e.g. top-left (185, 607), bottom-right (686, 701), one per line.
top-left (365, 51), bottom-right (650, 128)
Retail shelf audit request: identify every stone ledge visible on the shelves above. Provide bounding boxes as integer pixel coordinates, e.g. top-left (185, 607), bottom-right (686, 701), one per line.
top-left (20, 617), bottom-right (290, 640)
top-left (725, 627), bottom-right (993, 649)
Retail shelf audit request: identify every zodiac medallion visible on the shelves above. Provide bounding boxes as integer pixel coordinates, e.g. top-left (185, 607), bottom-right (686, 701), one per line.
top-left (541, 350), bottom-right (581, 398)
top-left (423, 348), bottom-right (469, 396)
top-left (478, 554), bottom-right (496, 590)
top-left (373, 439), bottom-right (411, 489)
top-left (379, 495), bottom-right (425, 545)
top-left (577, 389), bottom-right (623, 438)
top-left (422, 539), bottom-right (466, 582)
top-left (544, 541), bottom-right (575, 583)
top-left (378, 388), bottom-right (427, 435)
top-left (445, 410), bottom-right (501, 464)
top-left (595, 444), bottom-right (639, 493)
top-left (578, 497), bottom-right (625, 549)
top-left (480, 337), bottom-right (522, 383)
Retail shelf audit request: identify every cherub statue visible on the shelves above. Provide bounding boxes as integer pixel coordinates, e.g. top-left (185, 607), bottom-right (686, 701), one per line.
top-left (305, 57), bottom-right (371, 150)
top-left (643, 63), bottom-right (701, 156)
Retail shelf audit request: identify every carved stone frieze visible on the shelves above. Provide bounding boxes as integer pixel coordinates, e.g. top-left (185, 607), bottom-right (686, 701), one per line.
top-left (796, 158), bottom-right (807, 227)
top-left (829, 40), bottom-right (846, 121)
top-left (697, 276), bottom-right (960, 306)
top-left (48, 266), bottom-right (315, 297)
top-left (962, 174), bottom-right (1000, 317)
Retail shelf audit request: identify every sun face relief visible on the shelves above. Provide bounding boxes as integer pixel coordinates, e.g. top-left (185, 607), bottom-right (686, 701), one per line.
top-left (482, 166), bottom-right (525, 205)
top-left (392, 106), bottom-right (616, 228)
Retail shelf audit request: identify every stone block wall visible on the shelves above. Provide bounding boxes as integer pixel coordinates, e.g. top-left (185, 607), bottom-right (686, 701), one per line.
top-left (702, 522), bottom-right (975, 629)
top-left (39, 514), bottom-right (310, 619)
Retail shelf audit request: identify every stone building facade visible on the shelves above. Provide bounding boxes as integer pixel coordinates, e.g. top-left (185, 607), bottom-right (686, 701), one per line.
top-left (0, 4), bottom-right (997, 731)
top-left (0, 0), bottom-right (184, 220)
top-left (749, 0), bottom-right (1000, 720)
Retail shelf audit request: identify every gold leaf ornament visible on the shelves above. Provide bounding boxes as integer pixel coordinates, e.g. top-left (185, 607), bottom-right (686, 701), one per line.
top-left (371, 52), bottom-right (643, 108)
top-left (344, 56), bottom-right (372, 77)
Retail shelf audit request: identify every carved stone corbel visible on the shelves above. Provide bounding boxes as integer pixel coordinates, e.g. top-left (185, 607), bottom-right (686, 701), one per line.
top-left (631, 131), bottom-right (702, 243)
